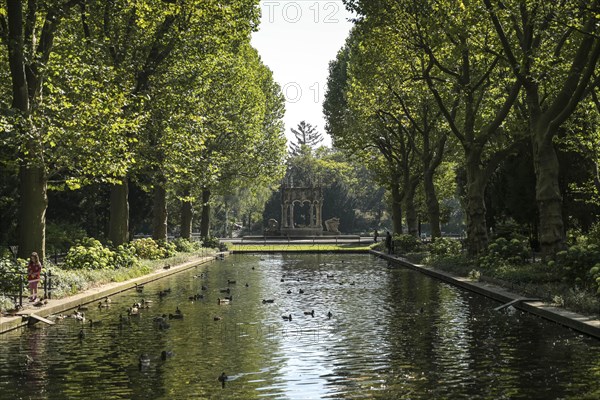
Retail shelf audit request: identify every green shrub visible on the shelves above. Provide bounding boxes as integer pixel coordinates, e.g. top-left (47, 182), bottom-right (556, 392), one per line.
top-left (555, 243), bottom-right (600, 288)
top-left (64, 238), bottom-right (117, 270)
top-left (130, 238), bottom-right (165, 260)
top-left (202, 236), bottom-right (221, 250)
top-left (429, 237), bottom-right (462, 257)
top-left (392, 234), bottom-right (421, 254)
top-left (173, 238), bottom-right (201, 253)
top-left (113, 244), bottom-right (139, 269)
top-left (492, 262), bottom-right (560, 284)
top-left (478, 237), bottom-right (529, 271)
top-left (0, 257), bottom-right (25, 293)
top-left (157, 240), bottom-right (177, 258)
top-left (427, 254), bottom-right (472, 276)
top-left (0, 295), bottom-right (15, 312)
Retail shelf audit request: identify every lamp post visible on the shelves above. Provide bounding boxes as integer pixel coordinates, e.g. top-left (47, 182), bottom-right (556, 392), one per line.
top-left (8, 245), bottom-right (18, 265)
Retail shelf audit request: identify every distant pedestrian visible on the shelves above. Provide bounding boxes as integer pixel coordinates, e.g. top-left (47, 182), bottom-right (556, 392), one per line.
top-left (27, 252), bottom-right (42, 302)
top-left (373, 229), bottom-right (378, 242)
top-left (385, 231), bottom-right (392, 254)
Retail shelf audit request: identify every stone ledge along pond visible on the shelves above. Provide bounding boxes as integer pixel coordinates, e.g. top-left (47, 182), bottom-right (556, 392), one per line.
top-left (0, 253), bottom-right (599, 399)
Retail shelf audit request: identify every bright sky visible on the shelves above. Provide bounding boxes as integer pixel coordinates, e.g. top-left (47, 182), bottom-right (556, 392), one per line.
top-left (251, 1), bottom-right (355, 148)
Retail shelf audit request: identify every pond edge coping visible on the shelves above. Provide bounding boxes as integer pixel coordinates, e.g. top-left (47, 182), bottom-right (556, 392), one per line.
top-left (0, 251), bottom-right (227, 335)
top-left (372, 250), bottom-right (600, 340)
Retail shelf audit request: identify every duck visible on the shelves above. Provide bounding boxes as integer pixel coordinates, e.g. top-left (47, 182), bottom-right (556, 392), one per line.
top-left (138, 354), bottom-right (151, 369)
top-left (219, 288), bottom-right (231, 294)
top-left (175, 306), bottom-right (182, 315)
top-left (77, 304), bottom-right (89, 311)
top-left (286, 290), bottom-right (292, 294)
top-left (135, 283), bottom-right (144, 292)
top-left (128, 306), bottom-right (139, 316)
top-left (158, 320), bottom-right (170, 330)
top-left (282, 314), bottom-right (292, 321)
top-left (299, 289), bottom-right (305, 294)
top-left (104, 297), bottom-right (112, 304)
top-left (227, 280), bottom-right (236, 285)
top-left (158, 290), bottom-right (168, 298)
top-left (201, 285), bottom-right (208, 291)
top-left (218, 372), bottom-right (228, 388)
top-left (98, 301), bottom-right (109, 309)
top-left (141, 298), bottom-right (153, 305)
top-left (34, 299), bottom-right (47, 307)
top-left (163, 264), bottom-right (171, 270)
top-left (304, 310), bottom-right (315, 317)
top-left (217, 297), bottom-right (230, 305)
top-left (327, 311), bottom-right (333, 319)
top-left (78, 329), bottom-right (85, 340)
top-left (245, 283), bottom-right (249, 288)
top-left (161, 350), bottom-right (174, 360)
top-left (72, 311), bottom-right (85, 322)
top-left (213, 316), bottom-right (222, 321)
top-left (262, 299), bottom-right (274, 304)
top-left (168, 313), bottom-right (183, 320)
top-left (88, 319), bottom-right (102, 327)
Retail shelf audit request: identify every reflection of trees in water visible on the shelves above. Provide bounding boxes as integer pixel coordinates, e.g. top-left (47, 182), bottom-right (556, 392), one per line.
top-left (24, 330), bottom-right (47, 394)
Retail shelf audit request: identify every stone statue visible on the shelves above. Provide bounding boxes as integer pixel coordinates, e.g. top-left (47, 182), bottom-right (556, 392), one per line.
top-left (324, 217), bottom-right (341, 234)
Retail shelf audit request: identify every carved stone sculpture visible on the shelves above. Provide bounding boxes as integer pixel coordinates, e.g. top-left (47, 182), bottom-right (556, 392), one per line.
top-left (265, 218), bottom-right (279, 234)
top-left (324, 217), bottom-right (341, 234)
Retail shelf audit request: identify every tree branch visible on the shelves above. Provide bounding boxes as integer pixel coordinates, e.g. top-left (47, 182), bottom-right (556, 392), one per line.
top-left (423, 57), bottom-right (465, 143)
top-left (483, 0), bottom-right (524, 81)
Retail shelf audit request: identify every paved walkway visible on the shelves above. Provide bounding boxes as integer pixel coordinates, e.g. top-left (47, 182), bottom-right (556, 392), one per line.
top-left (0, 253), bottom-right (222, 334)
top-left (372, 250), bottom-right (600, 340)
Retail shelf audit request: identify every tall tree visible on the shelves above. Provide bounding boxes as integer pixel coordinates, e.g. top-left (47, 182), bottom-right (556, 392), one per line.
top-left (483, 0), bottom-right (600, 257)
top-left (289, 121), bottom-right (323, 155)
top-left (2, 0), bottom-right (136, 258)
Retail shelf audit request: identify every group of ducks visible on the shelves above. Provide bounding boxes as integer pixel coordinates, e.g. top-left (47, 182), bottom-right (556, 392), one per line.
top-left (56, 260), bottom-right (337, 389)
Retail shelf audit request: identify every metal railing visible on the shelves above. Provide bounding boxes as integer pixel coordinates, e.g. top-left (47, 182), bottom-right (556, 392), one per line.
top-left (0, 270), bottom-right (52, 308)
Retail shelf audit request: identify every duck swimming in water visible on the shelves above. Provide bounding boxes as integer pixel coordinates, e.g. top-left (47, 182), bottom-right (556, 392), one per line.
top-left (282, 314), bottom-right (292, 321)
top-left (218, 372), bottom-right (228, 388)
top-left (139, 354), bottom-right (151, 370)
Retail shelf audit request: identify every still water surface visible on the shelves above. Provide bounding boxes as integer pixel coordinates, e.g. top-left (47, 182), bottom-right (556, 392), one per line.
top-left (0, 253), bottom-right (599, 399)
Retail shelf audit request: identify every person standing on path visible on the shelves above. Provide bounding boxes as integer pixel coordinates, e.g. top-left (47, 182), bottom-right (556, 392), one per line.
top-left (27, 252), bottom-right (42, 302)
top-left (385, 231), bottom-right (392, 254)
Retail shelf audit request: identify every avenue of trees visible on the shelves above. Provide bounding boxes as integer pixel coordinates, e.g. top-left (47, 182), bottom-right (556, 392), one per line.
top-left (325, 0), bottom-right (600, 258)
top-left (0, 0), bottom-right (287, 260)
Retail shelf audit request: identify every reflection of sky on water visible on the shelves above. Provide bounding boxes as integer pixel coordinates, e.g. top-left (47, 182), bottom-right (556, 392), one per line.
top-left (0, 253), bottom-right (599, 399)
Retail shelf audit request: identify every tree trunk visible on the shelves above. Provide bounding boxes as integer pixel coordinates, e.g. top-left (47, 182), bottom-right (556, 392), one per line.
top-left (465, 154), bottom-right (488, 255)
top-left (390, 181), bottom-right (403, 234)
top-left (423, 170), bottom-right (441, 239)
top-left (404, 180), bottom-right (419, 237)
top-left (180, 200), bottom-right (193, 239)
top-left (532, 131), bottom-right (565, 258)
top-left (200, 188), bottom-right (211, 239)
top-left (17, 165), bottom-right (47, 260)
top-left (109, 180), bottom-right (129, 246)
top-left (152, 185), bottom-right (168, 241)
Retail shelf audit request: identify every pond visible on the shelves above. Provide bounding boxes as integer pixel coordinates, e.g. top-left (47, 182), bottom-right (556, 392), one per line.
top-left (0, 253), bottom-right (599, 399)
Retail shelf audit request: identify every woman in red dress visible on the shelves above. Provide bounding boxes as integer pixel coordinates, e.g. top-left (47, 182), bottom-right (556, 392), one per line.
top-left (27, 252), bottom-right (42, 302)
